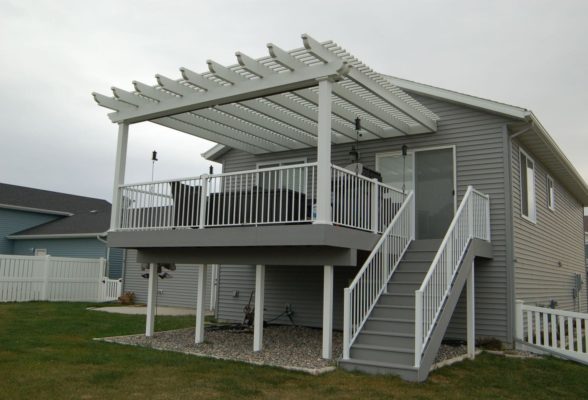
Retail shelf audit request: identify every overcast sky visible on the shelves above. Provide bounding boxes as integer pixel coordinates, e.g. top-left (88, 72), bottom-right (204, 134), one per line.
top-left (1, 0), bottom-right (587, 207)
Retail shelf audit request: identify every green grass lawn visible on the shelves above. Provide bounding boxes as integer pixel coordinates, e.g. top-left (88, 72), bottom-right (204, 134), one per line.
top-left (0, 302), bottom-right (587, 400)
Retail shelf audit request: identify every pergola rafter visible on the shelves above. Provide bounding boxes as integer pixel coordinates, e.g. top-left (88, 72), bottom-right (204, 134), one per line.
top-left (93, 34), bottom-right (439, 155)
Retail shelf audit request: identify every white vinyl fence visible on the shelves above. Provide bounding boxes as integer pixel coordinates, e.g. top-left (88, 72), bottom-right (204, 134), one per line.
top-left (0, 254), bottom-right (122, 302)
top-left (516, 300), bottom-right (588, 364)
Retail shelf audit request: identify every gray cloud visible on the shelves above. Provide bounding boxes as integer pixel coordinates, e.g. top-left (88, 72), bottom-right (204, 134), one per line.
top-left (1, 0), bottom-right (586, 210)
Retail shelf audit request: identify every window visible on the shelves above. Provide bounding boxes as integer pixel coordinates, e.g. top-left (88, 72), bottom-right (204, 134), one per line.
top-left (34, 249), bottom-right (47, 256)
top-left (257, 159), bottom-right (307, 192)
top-left (519, 150), bottom-right (536, 222)
top-left (546, 175), bottom-right (555, 210)
top-left (375, 152), bottom-right (414, 193)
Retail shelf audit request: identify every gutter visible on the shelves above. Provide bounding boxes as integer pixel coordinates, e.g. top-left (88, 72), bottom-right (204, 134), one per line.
top-left (7, 233), bottom-right (105, 240)
top-left (0, 204), bottom-right (73, 217)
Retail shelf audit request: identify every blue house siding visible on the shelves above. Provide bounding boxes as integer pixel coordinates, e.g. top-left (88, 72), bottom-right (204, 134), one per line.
top-left (0, 208), bottom-right (59, 254)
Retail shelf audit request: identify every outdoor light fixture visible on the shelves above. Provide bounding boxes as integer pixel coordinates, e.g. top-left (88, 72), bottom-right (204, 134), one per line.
top-left (141, 273), bottom-right (149, 279)
top-left (151, 150), bottom-right (158, 181)
top-left (349, 117), bottom-right (362, 164)
top-left (158, 272), bottom-right (172, 279)
top-left (401, 144), bottom-right (408, 196)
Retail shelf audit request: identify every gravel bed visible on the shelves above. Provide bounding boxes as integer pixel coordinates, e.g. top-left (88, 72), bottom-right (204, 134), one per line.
top-left (100, 326), bottom-right (474, 372)
top-left (101, 325), bottom-right (341, 372)
top-left (434, 343), bottom-right (467, 363)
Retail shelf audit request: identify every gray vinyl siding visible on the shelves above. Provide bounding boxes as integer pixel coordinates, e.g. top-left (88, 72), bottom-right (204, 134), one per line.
top-left (123, 249), bottom-right (211, 310)
top-left (217, 95), bottom-right (513, 341)
top-left (0, 208), bottom-right (58, 254)
top-left (512, 139), bottom-right (587, 312)
top-left (217, 265), bottom-right (358, 329)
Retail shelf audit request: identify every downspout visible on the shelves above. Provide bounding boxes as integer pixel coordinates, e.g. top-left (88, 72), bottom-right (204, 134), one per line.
top-left (96, 232), bottom-right (110, 277)
top-left (506, 121), bottom-right (533, 346)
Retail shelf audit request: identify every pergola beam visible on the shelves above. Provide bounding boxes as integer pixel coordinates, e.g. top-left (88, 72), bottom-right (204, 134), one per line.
top-left (302, 34), bottom-right (437, 133)
top-left (216, 104), bottom-right (318, 147)
top-left (152, 117), bottom-right (266, 154)
top-left (295, 89), bottom-right (399, 138)
top-left (132, 81), bottom-right (292, 152)
top-left (266, 93), bottom-right (378, 141)
top-left (108, 60), bottom-right (346, 124)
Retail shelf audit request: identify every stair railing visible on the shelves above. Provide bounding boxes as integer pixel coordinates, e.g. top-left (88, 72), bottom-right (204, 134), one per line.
top-left (414, 186), bottom-right (490, 368)
top-left (343, 191), bottom-right (415, 359)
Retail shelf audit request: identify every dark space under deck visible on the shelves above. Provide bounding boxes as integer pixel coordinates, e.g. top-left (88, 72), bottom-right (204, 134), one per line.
top-left (108, 224), bottom-right (380, 266)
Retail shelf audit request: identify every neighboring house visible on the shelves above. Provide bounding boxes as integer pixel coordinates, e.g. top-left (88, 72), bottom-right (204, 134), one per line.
top-left (0, 183), bottom-right (123, 278)
top-left (93, 35), bottom-right (588, 381)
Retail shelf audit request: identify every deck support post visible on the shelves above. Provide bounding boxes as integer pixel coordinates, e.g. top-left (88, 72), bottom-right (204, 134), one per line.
top-left (195, 264), bottom-right (208, 344)
top-left (467, 261), bottom-right (475, 359)
top-left (110, 122), bottom-right (129, 231)
top-left (314, 78), bottom-right (332, 225)
top-left (322, 264), bottom-right (334, 359)
top-left (253, 264), bottom-right (265, 352)
top-left (145, 262), bottom-right (157, 337)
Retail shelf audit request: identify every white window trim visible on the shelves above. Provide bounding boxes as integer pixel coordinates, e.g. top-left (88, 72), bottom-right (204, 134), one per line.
top-left (256, 158), bottom-right (308, 192)
top-left (519, 148), bottom-right (537, 224)
top-left (546, 175), bottom-right (555, 211)
top-left (256, 157), bottom-right (307, 169)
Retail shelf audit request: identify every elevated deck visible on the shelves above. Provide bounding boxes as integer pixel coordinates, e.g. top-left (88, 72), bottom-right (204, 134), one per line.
top-left (108, 224), bottom-right (379, 266)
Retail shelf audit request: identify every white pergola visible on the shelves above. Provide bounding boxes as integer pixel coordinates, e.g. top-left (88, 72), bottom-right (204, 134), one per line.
top-left (94, 34), bottom-right (439, 360)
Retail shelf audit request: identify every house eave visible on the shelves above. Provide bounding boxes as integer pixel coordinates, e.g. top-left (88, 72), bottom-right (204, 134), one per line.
top-left (7, 233), bottom-right (106, 240)
top-left (201, 144), bottom-right (230, 162)
top-left (384, 75), bottom-right (531, 120)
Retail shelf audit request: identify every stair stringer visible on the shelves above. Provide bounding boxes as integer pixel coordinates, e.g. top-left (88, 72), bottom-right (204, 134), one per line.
top-left (414, 238), bottom-right (492, 382)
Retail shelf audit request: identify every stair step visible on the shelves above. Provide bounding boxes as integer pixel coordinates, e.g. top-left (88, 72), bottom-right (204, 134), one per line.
top-left (402, 251), bottom-right (438, 262)
top-left (390, 270), bottom-right (427, 283)
top-left (379, 293), bottom-right (414, 306)
top-left (408, 239), bottom-right (442, 251)
top-left (396, 260), bottom-right (433, 272)
top-left (351, 343), bottom-right (415, 365)
top-left (339, 358), bottom-right (418, 376)
top-left (387, 281), bottom-right (422, 294)
top-left (355, 330), bottom-right (415, 347)
top-left (371, 304), bottom-right (414, 319)
top-left (363, 317), bottom-right (414, 333)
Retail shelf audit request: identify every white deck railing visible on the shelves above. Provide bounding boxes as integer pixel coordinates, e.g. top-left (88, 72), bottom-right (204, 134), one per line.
top-left (342, 191), bottom-right (415, 359)
top-left (515, 301), bottom-right (588, 363)
top-left (414, 186), bottom-right (490, 367)
top-left (118, 163), bottom-right (403, 233)
top-left (331, 165), bottom-right (405, 233)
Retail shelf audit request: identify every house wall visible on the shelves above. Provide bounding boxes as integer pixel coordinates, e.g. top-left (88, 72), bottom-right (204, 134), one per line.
top-left (215, 94), bottom-right (513, 341)
top-left (11, 238), bottom-right (122, 278)
top-left (0, 208), bottom-right (59, 254)
top-left (216, 265), bottom-right (358, 329)
top-left (511, 139), bottom-right (587, 312)
top-left (123, 249), bottom-right (212, 310)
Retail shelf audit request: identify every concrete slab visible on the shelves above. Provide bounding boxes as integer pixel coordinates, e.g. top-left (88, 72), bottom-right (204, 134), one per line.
top-left (88, 305), bottom-right (197, 316)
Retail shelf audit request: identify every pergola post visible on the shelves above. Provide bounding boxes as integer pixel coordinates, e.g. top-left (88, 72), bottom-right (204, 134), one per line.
top-left (253, 264), bottom-right (265, 352)
top-left (195, 264), bottom-right (208, 343)
top-left (322, 265), bottom-right (334, 359)
top-left (145, 263), bottom-right (157, 337)
top-left (314, 78), bottom-right (332, 225)
top-left (467, 261), bottom-right (475, 359)
top-left (110, 122), bottom-right (128, 231)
